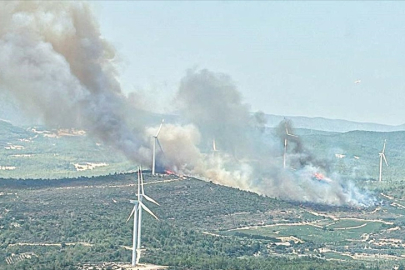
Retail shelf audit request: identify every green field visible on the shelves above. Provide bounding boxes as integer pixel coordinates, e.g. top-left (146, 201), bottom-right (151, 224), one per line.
top-left (230, 220), bottom-right (386, 245)
top-left (0, 121), bottom-right (134, 179)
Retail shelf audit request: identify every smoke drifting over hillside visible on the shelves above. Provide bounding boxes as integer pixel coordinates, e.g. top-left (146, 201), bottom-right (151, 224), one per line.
top-left (0, 2), bottom-right (374, 207)
top-left (0, 1), bottom-right (144, 162)
top-left (177, 69), bottom-right (250, 154)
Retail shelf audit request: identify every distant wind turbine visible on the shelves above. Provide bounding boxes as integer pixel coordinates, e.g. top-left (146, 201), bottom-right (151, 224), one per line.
top-left (127, 167), bottom-right (159, 266)
top-left (283, 119), bottom-right (298, 169)
top-left (152, 119), bottom-right (164, 176)
top-left (378, 140), bottom-right (388, 182)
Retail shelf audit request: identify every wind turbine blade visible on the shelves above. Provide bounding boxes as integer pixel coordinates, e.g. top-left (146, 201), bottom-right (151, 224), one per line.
top-left (140, 167), bottom-right (145, 195)
top-left (156, 138), bottom-right (165, 155)
top-left (126, 207), bottom-right (135, 222)
top-left (284, 118), bottom-right (298, 138)
top-left (156, 138), bottom-right (167, 167)
top-left (286, 129), bottom-right (298, 137)
top-left (284, 119), bottom-right (296, 136)
top-left (382, 140), bottom-right (386, 153)
top-left (155, 119), bottom-right (164, 137)
top-left (383, 154), bottom-right (388, 166)
top-left (143, 194), bottom-right (160, 206)
top-left (137, 168), bottom-right (141, 199)
top-left (140, 202), bottom-right (159, 220)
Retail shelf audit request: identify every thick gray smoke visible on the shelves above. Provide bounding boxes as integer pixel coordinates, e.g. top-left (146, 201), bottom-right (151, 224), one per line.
top-left (174, 70), bottom-right (375, 207)
top-left (176, 69), bottom-right (270, 159)
top-left (275, 119), bottom-right (330, 171)
top-left (263, 119), bottom-right (373, 206)
top-left (0, 2), bottom-right (374, 207)
top-left (0, 1), bottom-right (144, 161)
top-left (177, 69), bottom-right (250, 155)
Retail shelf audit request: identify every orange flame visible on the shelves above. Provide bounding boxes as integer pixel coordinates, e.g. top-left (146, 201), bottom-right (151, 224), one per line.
top-left (314, 173), bottom-right (325, 180)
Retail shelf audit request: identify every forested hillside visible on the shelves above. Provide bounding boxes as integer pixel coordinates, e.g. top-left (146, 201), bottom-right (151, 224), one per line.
top-left (1, 173), bottom-right (401, 269)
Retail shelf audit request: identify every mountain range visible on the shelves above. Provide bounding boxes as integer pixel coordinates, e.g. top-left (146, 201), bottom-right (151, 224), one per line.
top-left (264, 114), bottom-right (405, 133)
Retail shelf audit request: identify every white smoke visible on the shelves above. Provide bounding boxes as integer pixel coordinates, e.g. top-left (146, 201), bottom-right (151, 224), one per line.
top-left (145, 123), bottom-right (255, 191)
top-left (0, 1), bottom-right (374, 207)
top-left (258, 165), bottom-right (375, 207)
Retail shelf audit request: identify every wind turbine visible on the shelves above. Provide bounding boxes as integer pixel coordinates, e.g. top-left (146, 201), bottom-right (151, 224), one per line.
top-left (283, 119), bottom-right (298, 169)
top-left (152, 119), bottom-right (164, 176)
top-left (127, 167), bottom-right (159, 266)
top-left (127, 186), bottom-right (139, 266)
top-left (378, 140), bottom-right (388, 182)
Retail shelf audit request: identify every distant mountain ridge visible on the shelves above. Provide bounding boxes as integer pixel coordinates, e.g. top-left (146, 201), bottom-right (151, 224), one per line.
top-left (2, 113), bottom-right (405, 134)
top-left (265, 114), bottom-right (405, 133)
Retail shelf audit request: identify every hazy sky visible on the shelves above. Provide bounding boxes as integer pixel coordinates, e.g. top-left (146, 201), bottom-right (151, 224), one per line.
top-left (95, 1), bottom-right (405, 125)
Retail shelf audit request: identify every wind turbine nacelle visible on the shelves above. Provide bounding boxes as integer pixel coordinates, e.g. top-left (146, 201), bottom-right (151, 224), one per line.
top-left (130, 200), bottom-right (138, 204)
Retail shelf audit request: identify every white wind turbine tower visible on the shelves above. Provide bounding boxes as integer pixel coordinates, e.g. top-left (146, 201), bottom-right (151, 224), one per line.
top-left (378, 140), bottom-right (388, 182)
top-left (127, 167), bottom-right (159, 266)
top-left (152, 119), bottom-right (164, 176)
top-left (283, 120), bottom-right (298, 169)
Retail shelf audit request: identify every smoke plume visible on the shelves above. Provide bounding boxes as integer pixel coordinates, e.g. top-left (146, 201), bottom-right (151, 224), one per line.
top-left (177, 69), bottom-right (250, 154)
top-left (0, 1), bottom-right (374, 207)
top-left (173, 70), bottom-right (374, 207)
top-left (0, 1), bottom-right (144, 161)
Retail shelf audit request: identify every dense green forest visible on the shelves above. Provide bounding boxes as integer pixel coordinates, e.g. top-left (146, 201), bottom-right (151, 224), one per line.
top-left (1, 173), bottom-right (403, 269)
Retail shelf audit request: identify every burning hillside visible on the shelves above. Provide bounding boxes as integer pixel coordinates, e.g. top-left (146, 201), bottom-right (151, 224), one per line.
top-left (0, 1), bottom-right (374, 207)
